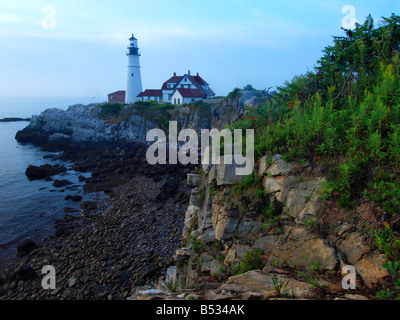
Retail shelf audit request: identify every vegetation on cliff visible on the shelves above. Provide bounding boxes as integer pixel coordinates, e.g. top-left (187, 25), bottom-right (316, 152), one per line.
top-left (230, 14), bottom-right (400, 298)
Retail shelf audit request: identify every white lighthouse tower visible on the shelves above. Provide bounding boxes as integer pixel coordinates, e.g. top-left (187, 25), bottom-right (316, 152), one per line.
top-left (125, 34), bottom-right (142, 104)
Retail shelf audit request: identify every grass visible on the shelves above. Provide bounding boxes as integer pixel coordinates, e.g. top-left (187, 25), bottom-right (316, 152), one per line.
top-left (232, 249), bottom-right (263, 276)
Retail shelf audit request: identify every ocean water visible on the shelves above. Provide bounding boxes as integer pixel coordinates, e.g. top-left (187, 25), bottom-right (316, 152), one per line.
top-left (0, 96), bottom-right (106, 268)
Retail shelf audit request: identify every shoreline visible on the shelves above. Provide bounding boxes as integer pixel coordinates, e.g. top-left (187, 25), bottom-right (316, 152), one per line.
top-left (0, 138), bottom-right (194, 299)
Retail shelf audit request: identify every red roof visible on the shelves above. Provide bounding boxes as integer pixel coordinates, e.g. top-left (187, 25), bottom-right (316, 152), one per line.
top-left (161, 76), bottom-right (183, 90)
top-left (188, 74), bottom-right (208, 86)
top-left (137, 89), bottom-right (163, 97)
top-left (108, 90), bottom-right (125, 96)
top-left (175, 88), bottom-right (204, 98)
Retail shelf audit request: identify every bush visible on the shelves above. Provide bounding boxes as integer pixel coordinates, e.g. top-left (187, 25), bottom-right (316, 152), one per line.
top-left (232, 249), bottom-right (263, 275)
top-left (95, 103), bottom-right (125, 119)
top-left (232, 14), bottom-right (400, 210)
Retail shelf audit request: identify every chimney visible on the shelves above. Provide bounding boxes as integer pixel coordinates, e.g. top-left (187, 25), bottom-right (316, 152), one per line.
top-left (196, 72), bottom-right (199, 76)
top-left (188, 70), bottom-right (190, 75)
top-left (174, 72), bottom-right (176, 76)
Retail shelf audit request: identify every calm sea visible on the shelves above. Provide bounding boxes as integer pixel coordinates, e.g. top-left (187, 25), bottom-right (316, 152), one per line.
top-left (0, 96), bottom-right (106, 268)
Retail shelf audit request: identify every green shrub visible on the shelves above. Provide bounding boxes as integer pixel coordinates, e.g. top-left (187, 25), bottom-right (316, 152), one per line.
top-left (95, 103), bottom-right (125, 119)
top-left (231, 14), bottom-right (400, 211)
top-left (232, 249), bottom-right (263, 275)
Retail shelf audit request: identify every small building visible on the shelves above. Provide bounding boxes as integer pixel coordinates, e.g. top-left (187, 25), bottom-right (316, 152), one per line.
top-left (108, 90), bottom-right (126, 103)
top-left (137, 89), bottom-right (163, 102)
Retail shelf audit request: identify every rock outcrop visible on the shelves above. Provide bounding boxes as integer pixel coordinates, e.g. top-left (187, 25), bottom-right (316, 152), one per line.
top-left (15, 104), bottom-right (157, 149)
top-left (166, 156), bottom-right (389, 300)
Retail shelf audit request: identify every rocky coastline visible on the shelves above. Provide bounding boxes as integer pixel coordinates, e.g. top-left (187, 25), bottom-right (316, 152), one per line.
top-left (0, 137), bottom-right (195, 299)
top-left (1, 96), bottom-right (391, 301)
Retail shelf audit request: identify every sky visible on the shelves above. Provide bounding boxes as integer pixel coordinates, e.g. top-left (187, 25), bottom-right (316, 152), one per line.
top-left (0, 0), bottom-right (399, 101)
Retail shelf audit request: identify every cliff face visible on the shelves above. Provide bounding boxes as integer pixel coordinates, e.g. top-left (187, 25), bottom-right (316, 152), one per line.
top-left (164, 156), bottom-right (389, 300)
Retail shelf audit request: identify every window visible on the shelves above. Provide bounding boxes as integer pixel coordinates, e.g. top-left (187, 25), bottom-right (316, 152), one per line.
top-left (168, 94), bottom-right (172, 100)
top-left (178, 99), bottom-right (181, 104)
top-left (131, 73), bottom-right (133, 77)
top-left (191, 98), bottom-right (195, 102)
top-left (174, 98), bottom-right (176, 104)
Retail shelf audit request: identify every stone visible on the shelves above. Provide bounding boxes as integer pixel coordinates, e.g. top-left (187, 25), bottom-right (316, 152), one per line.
top-left (354, 251), bottom-right (389, 288)
top-left (224, 244), bottom-right (252, 265)
top-left (266, 159), bottom-right (295, 177)
top-left (17, 264), bottom-right (36, 281)
top-left (187, 173), bottom-right (202, 187)
top-left (255, 228), bottom-right (338, 271)
top-left (344, 294), bottom-right (369, 300)
top-left (284, 189), bottom-right (310, 219)
top-left (189, 188), bottom-right (202, 207)
top-left (200, 254), bottom-right (223, 275)
top-left (235, 219), bottom-right (263, 238)
top-left (68, 277), bottom-right (79, 287)
top-left (64, 195), bottom-right (83, 202)
top-left (16, 239), bottom-right (37, 257)
top-left (214, 208), bottom-right (240, 240)
top-left (25, 164), bottom-right (67, 180)
top-left (338, 232), bottom-right (370, 265)
top-left (165, 266), bottom-right (177, 284)
top-left (111, 271), bottom-right (132, 284)
top-left (262, 175), bottom-right (296, 204)
top-left (215, 158), bottom-right (247, 186)
top-left (258, 156), bottom-right (270, 176)
top-left (161, 177), bottom-right (180, 194)
top-left (219, 270), bottom-right (315, 299)
top-left (297, 192), bottom-right (323, 222)
top-left (253, 236), bottom-right (279, 255)
top-left (53, 179), bottom-right (73, 188)
top-left (198, 229), bottom-right (216, 243)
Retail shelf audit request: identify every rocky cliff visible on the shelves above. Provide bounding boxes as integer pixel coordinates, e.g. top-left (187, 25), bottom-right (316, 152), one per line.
top-left (133, 156), bottom-right (389, 300)
top-left (15, 94), bottom-right (257, 150)
top-left (15, 104), bottom-right (157, 149)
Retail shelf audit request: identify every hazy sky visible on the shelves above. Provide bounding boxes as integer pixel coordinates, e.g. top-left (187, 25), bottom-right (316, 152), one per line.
top-left (0, 0), bottom-right (399, 100)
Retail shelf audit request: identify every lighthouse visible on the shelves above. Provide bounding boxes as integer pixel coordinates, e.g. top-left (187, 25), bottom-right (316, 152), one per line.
top-left (125, 34), bottom-right (142, 104)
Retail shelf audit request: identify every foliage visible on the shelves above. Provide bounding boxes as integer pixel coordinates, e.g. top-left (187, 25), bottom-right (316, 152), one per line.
top-left (378, 261), bottom-right (400, 300)
top-left (94, 103), bottom-right (125, 119)
top-left (226, 88), bottom-right (242, 100)
top-left (232, 14), bottom-right (400, 211)
top-left (232, 249), bottom-right (263, 275)
top-left (374, 227), bottom-right (400, 261)
top-left (271, 273), bottom-right (289, 297)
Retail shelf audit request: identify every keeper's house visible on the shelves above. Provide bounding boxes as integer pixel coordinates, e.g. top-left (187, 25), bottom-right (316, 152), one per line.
top-left (137, 71), bottom-right (215, 105)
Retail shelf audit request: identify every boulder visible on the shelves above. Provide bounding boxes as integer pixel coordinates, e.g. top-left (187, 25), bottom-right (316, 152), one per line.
top-left (254, 228), bottom-right (338, 271)
top-left (25, 164), bottom-right (67, 180)
top-left (161, 177), bottom-right (180, 194)
top-left (354, 251), bottom-right (389, 288)
top-left (187, 173), bottom-right (202, 187)
top-left (218, 270), bottom-right (315, 299)
top-left (53, 179), bottom-right (73, 188)
top-left (16, 239), bottom-right (37, 257)
top-left (64, 195), bottom-right (83, 202)
top-left (266, 159), bottom-right (295, 176)
top-left (17, 264), bottom-right (36, 281)
top-left (338, 232), bottom-right (370, 265)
